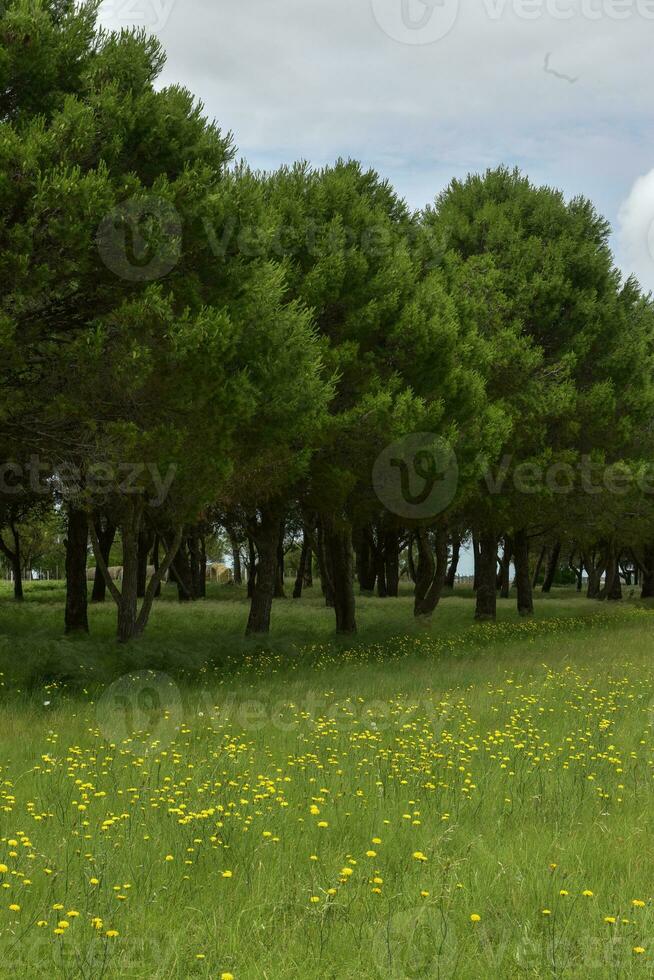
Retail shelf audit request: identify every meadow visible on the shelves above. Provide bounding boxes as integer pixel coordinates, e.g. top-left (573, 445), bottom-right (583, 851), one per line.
top-left (1, 583), bottom-right (654, 978)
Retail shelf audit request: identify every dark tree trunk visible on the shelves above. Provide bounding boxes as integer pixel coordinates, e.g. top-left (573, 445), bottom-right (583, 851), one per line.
top-left (407, 533), bottom-right (417, 584)
top-left (0, 524), bottom-right (23, 601)
top-left (513, 529), bottom-right (534, 617)
top-left (498, 536), bottom-right (512, 599)
top-left (472, 534), bottom-right (481, 592)
top-left (583, 551), bottom-right (605, 599)
top-left (152, 534), bottom-right (162, 598)
top-left (323, 518), bottom-right (357, 634)
top-left (303, 546), bottom-right (313, 587)
top-left (247, 535), bottom-right (257, 599)
top-left (375, 533), bottom-right (388, 599)
top-left (199, 533), bottom-right (207, 598)
top-left (315, 518), bottom-right (334, 607)
top-left (357, 525), bottom-right (377, 594)
top-left (475, 531), bottom-right (497, 621)
top-left (91, 518), bottom-right (116, 603)
top-left (246, 505), bottom-right (282, 635)
top-left (293, 533), bottom-right (310, 599)
top-left (170, 539), bottom-right (194, 602)
top-left (384, 529), bottom-right (400, 597)
top-left (65, 505), bottom-right (89, 634)
top-left (445, 536), bottom-right (461, 590)
top-left (136, 527), bottom-right (154, 599)
top-left (532, 545), bottom-right (546, 588)
top-left (541, 541), bottom-right (561, 593)
top-left (274, 520), bottom-right (286, 598)
top-left (227, 528), bottom-right (242, 585)
top-left (188, 530), bottom-right (202, 601)
top-left (117, 505), bottom-right (141, 643)
top-left (603, 545), bottom-right (622, 601)
top-left (414, 527), bottom-right (448, 617)
top-left (639, 544), bottom-right (654, 598)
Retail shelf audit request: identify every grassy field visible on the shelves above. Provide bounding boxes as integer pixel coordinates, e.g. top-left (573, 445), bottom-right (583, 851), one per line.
top-left (1, 583), bottom-right (654, 977)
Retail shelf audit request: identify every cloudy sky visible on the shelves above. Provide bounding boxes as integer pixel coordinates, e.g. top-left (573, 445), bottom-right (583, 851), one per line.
top-left (99, 0), bottom-right (654, 291)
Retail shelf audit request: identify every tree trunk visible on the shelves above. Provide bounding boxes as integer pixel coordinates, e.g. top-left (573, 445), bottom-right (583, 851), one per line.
top-left (541, 541), bottom-right (561, 593)
top-left (323, 517), bottom-right (357, 633)
top-left (474, 531), bottom-right (497, 621)
top-left (65, 505), bottom-right (89, 634)
top-left (414, 527), bottom-right (448, 617)
top-left (639, 544), bottom-right (654, 598)
top-left (384, 529), bottom-right (400, 597)
top-left (315, 518), bottom-right (334, 607)
top-left (246, 504), bottom-right (282, 635)
top-left (357, 525), bottom-right (377, 594)
top-left (513, 529), bottom-right (534, 617)
top-left (293, 533), bottom-right (309, 599)
top-left (247, 535), bottom-right (257, 599)
top-left (136, 527), bottom-right (154, 599)
top-left (227, 527), bottom-right (243, 585)
top-left (583, 551), bottom-right (605, 599)
top-left (152, 534), bottom-right (162, 598)
top-left (498, 536), bottom-right (512, 599)
top-left (117, 505), bottom-right (141, 643)
top-left (532, 545), bottom-right (546, 588)
top-left (0, 524), bottom-right (24, 601)
top-left (603, 545), bottom-right (622, 601)
top-left (407, 533), bottom-right (417, 584)
top-left (170, 539), bottom-right (194, 602)
top-left (91, 518), bottom-right (116, 603)
top-left (303, 546), bottom-right (313, 587)
top-left (445, 536), bottom-right (461, 590)
top-left (472, 534), bottom-right (481, 592)
top-left (274, 520), bottom-right (286, 598)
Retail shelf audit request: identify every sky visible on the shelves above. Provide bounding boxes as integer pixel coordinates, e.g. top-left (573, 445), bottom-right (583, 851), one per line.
top-left (98, 0), bottom-right (654, 291)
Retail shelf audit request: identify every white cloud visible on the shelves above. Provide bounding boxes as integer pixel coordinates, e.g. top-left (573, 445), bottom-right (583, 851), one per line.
top-left (98, 0), bottom-right (654, 287)
top-left (617, 171), bottom-right (654, 295)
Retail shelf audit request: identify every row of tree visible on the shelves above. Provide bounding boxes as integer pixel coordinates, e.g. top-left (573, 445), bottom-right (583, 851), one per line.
top-left (2, 1), bottom-right (654, 640)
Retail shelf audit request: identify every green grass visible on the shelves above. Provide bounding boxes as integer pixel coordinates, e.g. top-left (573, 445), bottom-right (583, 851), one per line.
top-left (1, 584), bottom-right (654, 977)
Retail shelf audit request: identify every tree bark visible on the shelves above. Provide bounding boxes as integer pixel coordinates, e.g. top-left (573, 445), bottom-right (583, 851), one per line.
top-left (498, 536), bottom-right (512, 599)
top-left (274, 519), bottom-right (286, 598)
top-left (246, 535), bottom-right (257, 599)
top-left (136, 527), bottom-right (154, 599)
top-left (303, 546), bottom-right (313, 587)
top-left (532, 545), bottom-right (546, 588)
top-left (414, 527), bottom-right (448, 617)
top-left (474, 531), bottom-right (497, 621)
top-left (117, 504), bottom-right (141, 643)
top-left (513, 529), bottom-right (534, 617)
top-left (246, 504), bottom-right (283, 635)
top-left (445, 536), bottom-right (461, 590)
top-left (91, 518), bottom-right (116, 603)
top-left (293, 533), bottom-right (309, 599)
top-left (65, 505), bottom-right (89, 634)
top-left (315, 518), bottom-right (334, 607)
top-left (323, 517), bottom-right (357, 633)
top-left (227, 527), bottom-right (243, 585)
top-left (0, 524), bottom-right (23, 601)
top-left (541, 541), bottom-right (561, 593)
top-left (384, 528), bottom-right (400, 597)
top-left (638, 544), bottom-right (654, 599)
top-left (357, 525), bottom-right (377, 594)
